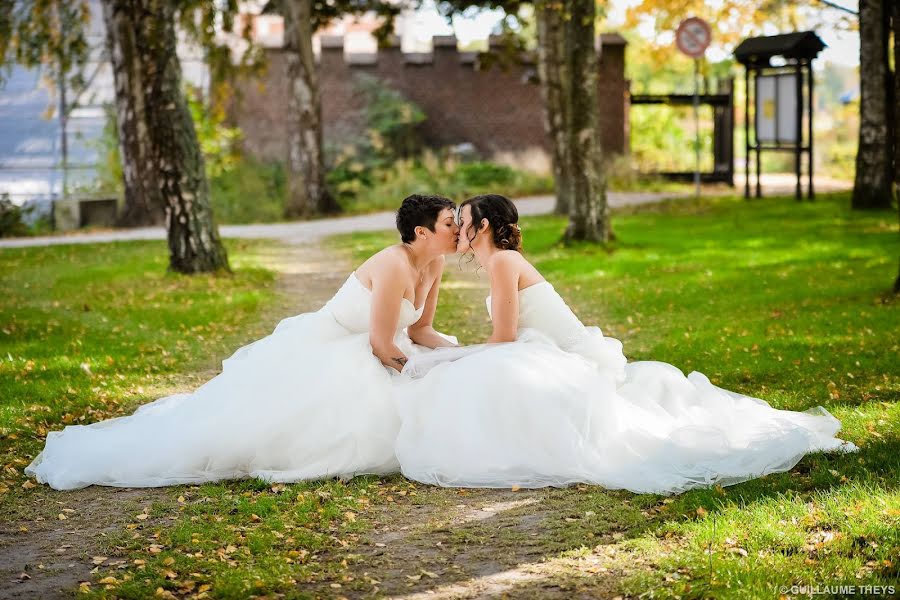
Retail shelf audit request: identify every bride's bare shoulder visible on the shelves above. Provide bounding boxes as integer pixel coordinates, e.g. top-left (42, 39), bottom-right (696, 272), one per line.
top-left (356, 245), bottom-right (408, 286)
top-left (487, 249), bottom-right (530, 270)
top-left (488, 250), bottom-right (543, 288)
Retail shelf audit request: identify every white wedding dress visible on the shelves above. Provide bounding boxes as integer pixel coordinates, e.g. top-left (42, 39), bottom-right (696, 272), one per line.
top-left (26, 273), bottom-right (435, 490)
top-left (395, 281), bottom-right (858, 495)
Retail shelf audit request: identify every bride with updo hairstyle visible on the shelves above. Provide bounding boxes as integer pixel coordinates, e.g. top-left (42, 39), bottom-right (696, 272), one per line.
top-left (394, 193), bottom-right (857, 495)
top-left (459, 193), bottom-right (523, 253)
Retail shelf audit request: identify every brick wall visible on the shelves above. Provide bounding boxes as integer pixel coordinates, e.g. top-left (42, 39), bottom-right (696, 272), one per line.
top-left (231, 34), bottom-right (628, 166)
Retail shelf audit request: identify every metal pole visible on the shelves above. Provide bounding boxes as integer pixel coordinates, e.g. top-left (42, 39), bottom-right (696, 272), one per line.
top-left (744, 68), bottom-right (750, 198)
top-left (693, 58), bottom-right (701, 198)
top-left (807, 61), bottom-right (815, 199)
top-left (795, 62), bottom-right (802, 200)
top-left (755, 71), bottom-right (761, 198)
top-left (728, 76), bottom-right (735, 186)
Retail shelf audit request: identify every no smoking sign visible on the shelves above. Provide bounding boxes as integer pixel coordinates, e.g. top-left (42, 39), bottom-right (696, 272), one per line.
top-left (676, 17), bottom-right (711, 58)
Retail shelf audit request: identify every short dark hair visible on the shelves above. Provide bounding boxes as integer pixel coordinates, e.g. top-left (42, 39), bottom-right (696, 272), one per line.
top-left (396, 194), bottom-right (456, 243)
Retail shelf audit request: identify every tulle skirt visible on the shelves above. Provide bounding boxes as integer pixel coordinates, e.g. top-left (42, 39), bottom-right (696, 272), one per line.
top-left (26, 309), bottom-right (413, 490)
top-left (394, 328), bottom-right (858, 495)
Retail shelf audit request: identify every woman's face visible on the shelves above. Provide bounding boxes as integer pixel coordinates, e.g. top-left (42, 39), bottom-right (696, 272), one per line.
top-left (456, 204), bottom-right (478, 254)
top-left (432, 207), bottom-right (460, 254)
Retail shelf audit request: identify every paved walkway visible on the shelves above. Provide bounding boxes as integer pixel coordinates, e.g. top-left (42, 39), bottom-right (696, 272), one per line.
top-left (0, 192), bottom-right (683, 249)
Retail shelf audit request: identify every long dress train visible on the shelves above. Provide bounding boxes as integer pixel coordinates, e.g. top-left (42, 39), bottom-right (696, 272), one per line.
top-left (395, 281), bottom-right (858, 495)
top-left (26, 273), bottom-right (435, 490)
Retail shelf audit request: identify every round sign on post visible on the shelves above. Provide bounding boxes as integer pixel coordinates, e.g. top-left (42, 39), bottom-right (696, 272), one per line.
top-left (676, 17), bottom-right (711, 58)
top-left (676, 17), bottom-right (711, 199)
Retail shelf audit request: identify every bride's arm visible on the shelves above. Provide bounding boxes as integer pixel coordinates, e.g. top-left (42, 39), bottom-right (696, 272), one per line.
top-left (408, 256), bottom-right (458, 348)
top-left (486, 252), bottom-right (520, 344)
top-left (369, 269), bottom-right (411, 372)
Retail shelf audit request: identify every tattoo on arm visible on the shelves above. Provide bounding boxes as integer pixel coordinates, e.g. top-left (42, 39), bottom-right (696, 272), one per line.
top-left (392, 356), bottom-right (408, 369)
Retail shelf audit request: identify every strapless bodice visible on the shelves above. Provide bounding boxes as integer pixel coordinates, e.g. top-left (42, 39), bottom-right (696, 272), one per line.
top-left (487, 281), bottom-right (588, 349)
top-left (326, 272), bottom-right (424, 333)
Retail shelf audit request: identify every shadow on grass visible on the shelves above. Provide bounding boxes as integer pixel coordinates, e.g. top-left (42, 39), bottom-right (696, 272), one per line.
top-left (299, 430), bottom-right (899, 597)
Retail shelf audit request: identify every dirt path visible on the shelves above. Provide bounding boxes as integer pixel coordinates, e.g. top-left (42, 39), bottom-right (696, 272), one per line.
top-left (300, 485), bottom-right (645, 599)
top-left (1, 241), bottom-right (652, 599)
top-left (0, 242), bottom-right (356, 598)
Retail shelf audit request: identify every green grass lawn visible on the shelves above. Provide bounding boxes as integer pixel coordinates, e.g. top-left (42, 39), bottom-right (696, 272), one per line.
top-left (331, 191), bottom-right (900, 597)
top-left (0, 191), bottom-right (897, 598)
top-left (0, 239), bottom-right (282, 488)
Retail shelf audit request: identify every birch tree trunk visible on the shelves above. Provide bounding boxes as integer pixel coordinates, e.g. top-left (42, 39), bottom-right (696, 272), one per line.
top-left (535, 2), bottom-right (572, 216)
top-left (891, 2), bottom-right (900, 294)
top-left (852, 0), bottom-right (893, 210)
top-left (102, 0), bottom-right (165, 226)
top-left (102, 0), bottom-right (229, 273)
top-left (563, 0), bottom-right (610, 242)
top-left (283, 0), bottom-right (339, 218)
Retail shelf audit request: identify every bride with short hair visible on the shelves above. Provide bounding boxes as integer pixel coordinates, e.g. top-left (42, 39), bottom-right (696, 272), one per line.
top-left (26, 194), bottom-right (460, 490)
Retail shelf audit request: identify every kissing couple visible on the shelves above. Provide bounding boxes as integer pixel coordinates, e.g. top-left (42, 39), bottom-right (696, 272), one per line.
top-left (26, 194), bottom-right (857, 494)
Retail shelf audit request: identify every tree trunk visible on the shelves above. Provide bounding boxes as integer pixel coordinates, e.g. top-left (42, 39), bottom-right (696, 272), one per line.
top-left (102, 0), bottom-right (165, 227)
top-left (563, 0), bottom-right (610, 243)
top-left (893, 2), bottom-right (900, 293)
top-left (853, 0), bottom-right (894, 210)
top-left (535, 2), bottom-right (572, 216)
top-left (283, 0), bottom-right (338, 218)
top-left (103, 0), bottom-right (229, 272)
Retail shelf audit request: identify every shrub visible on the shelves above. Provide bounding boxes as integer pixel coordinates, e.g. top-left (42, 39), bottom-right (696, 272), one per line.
top-left (208, 160), bottom-right (287, 224)
top-left (0, 194), bottom-right (33, 238)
